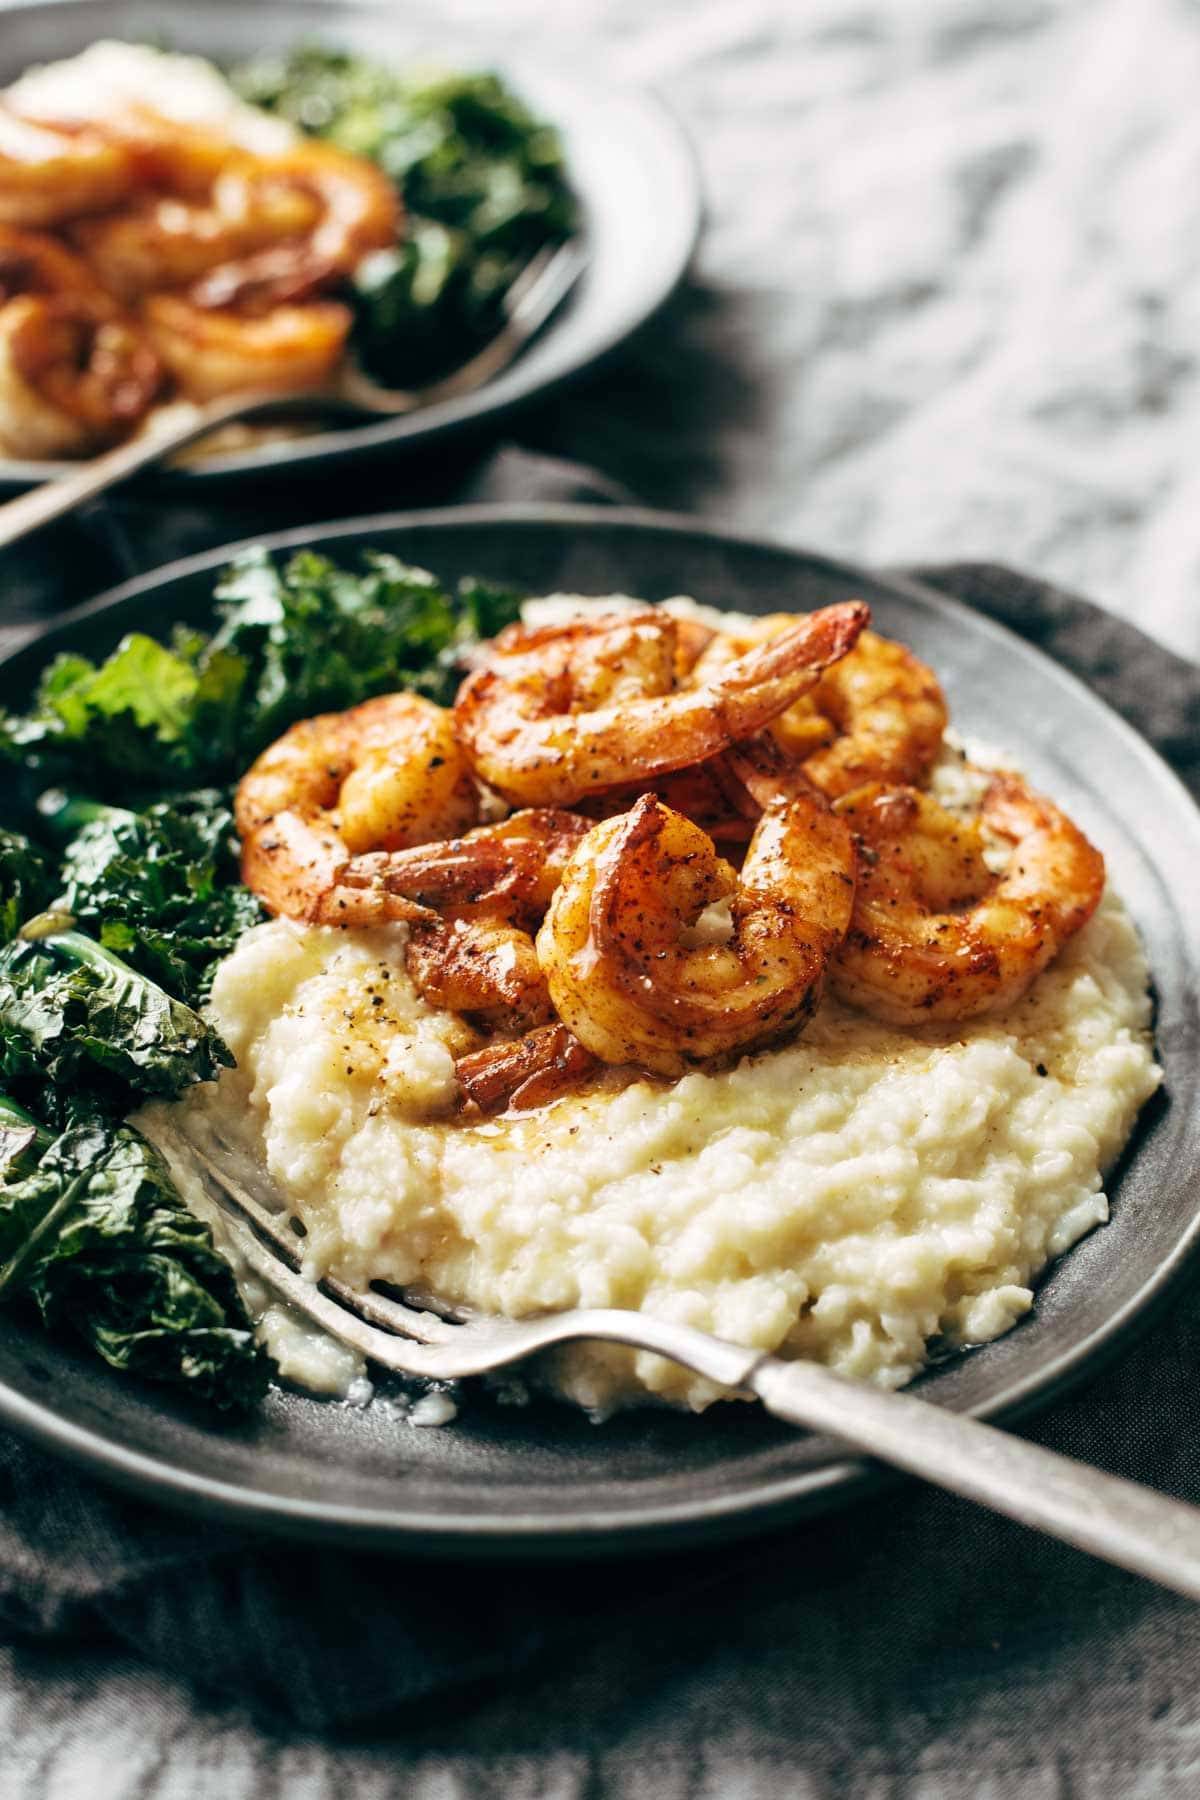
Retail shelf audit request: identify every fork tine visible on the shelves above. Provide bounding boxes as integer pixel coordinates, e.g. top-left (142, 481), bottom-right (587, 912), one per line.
top-left (499, 242), bottom-right (557, 316)
top-left (503, 237), bottom-right (586, 325)
top-left (211, 1204), bottom-right (458, 1379)
top-left (185, 1139), bottom-right (459, 1347)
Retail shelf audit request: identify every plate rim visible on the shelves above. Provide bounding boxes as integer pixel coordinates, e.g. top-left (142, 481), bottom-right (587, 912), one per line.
top-left (1, 500), bottom-right (1198, 1555)
top-left (0, 0), bottom-right (703, 489)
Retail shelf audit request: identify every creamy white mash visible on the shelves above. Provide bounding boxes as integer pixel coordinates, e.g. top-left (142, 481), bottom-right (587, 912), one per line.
top-left (185, 876), bottom-right (1159, 1415)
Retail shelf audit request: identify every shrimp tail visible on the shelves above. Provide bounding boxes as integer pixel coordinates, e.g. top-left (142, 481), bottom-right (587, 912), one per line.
top-left (240, 811), bottom-right (435, 928)
top-left (712, 599), bottom-right (871, 740)
top-left (456, 1022), bottom-right (597, 1114)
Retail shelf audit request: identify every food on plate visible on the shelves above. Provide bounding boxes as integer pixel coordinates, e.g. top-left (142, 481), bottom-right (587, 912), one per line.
top-left (832, 776), bottom-right (1106, 1024)
top-left (0, 42), bottom-right (576, 456)
top-left (451, 603), bottom-right (871, 807)
top-left (538, 788), bottom-right (856, 1075)
top-left (0, 553), bottom-right (1162, 1418)
top-left (0, 550), bottom-right (522, 1404)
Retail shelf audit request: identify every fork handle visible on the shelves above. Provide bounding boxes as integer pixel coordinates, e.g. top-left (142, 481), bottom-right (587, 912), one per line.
top-left (751, 1356), bottom-right (1200, 1600)
top-left (0, 391), bottom-right (304, 553)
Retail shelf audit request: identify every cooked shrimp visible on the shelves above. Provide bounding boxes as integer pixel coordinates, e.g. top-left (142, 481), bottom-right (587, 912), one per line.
top-left (406, 917), bottom-right (555, 1031)
top-left (74, 120), bottom-right (398, 304)
top-left (140, 292), bottom-right (350, 399)
top-left (340, 809), bottom-right (592, 919)
top-left (537, 789), bottom-right (857, 1076)
top-left (188, 138), bottom-right (400, 308)
top-left (236, 693), bottom-right (480, 924)
top-left (0, 291), bottom-right (161, 457)
top-left (693, 622), bottom-right (948, 798)
top-left (456, 1022), bottom-right (598, 1115)
top-left (831, 775), bottom-right (1106, 1024)
top-left (454, 601), bottom-right (870, 808)
top-left (0, 223), bottom-right (95, 301)
top-left (358, 809), bottom-right (591, 1028)
top-left (73, 159), bottom-right (323, 299)
top-left (0, 108), bottom-right (134, 227)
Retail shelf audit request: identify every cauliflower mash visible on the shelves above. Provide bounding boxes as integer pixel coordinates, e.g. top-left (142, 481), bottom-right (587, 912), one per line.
top-left (187, 872), bottom-right (1159, 1415)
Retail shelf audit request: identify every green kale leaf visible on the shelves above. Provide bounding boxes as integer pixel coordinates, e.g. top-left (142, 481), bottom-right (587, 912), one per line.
top-left (0, 1093), bottom-right (50, 1179)
top-left (229, 50), bottom-right (577, 385)
top-left (0, 827), bottom-right (52, 945)
top-left (0, 549), bottom-right (524, 796)
top-left (0, 630), bottom-right (247, 794)
top-left (42, 790), bottom-right (264, 1006)
top-left (0, 1099), bottom-right (270, 1410)
top-left (212, 546), bottom-right (523, 736)
top-left (0, 929), bottom-right (232, 1100)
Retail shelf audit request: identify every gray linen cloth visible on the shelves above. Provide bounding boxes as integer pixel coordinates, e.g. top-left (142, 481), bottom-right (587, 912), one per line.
top-left (0, 451), bottom-right (1198, 1778)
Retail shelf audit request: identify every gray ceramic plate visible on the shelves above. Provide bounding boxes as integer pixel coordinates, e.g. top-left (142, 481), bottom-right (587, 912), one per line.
top-left (0, 506), bottom-right (1196, 1555)
top-left (0, 0), bottom-right (700, 488)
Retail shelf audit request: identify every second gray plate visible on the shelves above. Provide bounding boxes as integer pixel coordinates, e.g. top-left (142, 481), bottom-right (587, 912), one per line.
top-left (0, 0), bottom-right (700, 487)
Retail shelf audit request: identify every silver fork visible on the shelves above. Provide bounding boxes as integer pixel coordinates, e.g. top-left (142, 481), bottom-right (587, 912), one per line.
top-left (188, 1135), bottom-right (1200, 1600)
top-left (0, 238), bottom-right (587, 555)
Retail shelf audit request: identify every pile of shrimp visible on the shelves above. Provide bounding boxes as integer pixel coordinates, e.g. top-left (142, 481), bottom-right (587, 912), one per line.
top-left (0, 101), bottom-right (398, 456)
top-left (234, 595), bottom-right (1106, 1117)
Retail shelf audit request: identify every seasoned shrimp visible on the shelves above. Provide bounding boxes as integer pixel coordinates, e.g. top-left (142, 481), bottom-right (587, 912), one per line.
top-left (406, 916), bottom-right (554, 1031)
top-left (0, 223), bottom-right (95, 301)
top-left (0, 291), bottom-right (161, 457)
top-left (831, 775), bottom-right (1106, 1024)
top-left (342, 809), bottom-right (592, 918)
top-left (456, 1022), bottom-right (597, 1114)
top-left (367, 810), bottom-right (592, 1028)
top-left (537, 789), bottom-right (857, 1076)
top-left (74, 158), bottom-right (323, 299)
top-left (454, 601), bottom-right (870, 808)
top-left (693, 622), bottom-right (948, 798)
top-left (236, 693), bottom-right (480, 924)
top-left (74, 120), bottom-right (398, 304)
top-left (0, 109), bottom-right (134, 227)
top-left (142, 292), bottom-right (350, 399)
top-left (188, 138), bottom-right (400, 309)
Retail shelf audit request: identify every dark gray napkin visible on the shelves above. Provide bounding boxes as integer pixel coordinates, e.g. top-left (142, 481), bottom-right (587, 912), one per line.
top-left (0, 451), bottom-right (1198, 1738)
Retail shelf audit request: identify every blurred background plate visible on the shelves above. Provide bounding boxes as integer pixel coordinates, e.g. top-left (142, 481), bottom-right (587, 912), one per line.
top-left (0, 505), bottom-right (1196, 1555)
top-left (0, 0), bottom-right (701, 487)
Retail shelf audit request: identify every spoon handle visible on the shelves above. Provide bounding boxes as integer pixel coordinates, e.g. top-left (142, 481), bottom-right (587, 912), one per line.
top-left (751, 1356), bottom-right (1200, 1601)
top-left (0, 392), bottom-right (285, 553)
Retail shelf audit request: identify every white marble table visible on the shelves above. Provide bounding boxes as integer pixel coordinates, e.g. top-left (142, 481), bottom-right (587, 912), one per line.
top-left (2, 0), bottom-right (1199, 1792)
top-left (528, 0), bottom-right (1200, 663)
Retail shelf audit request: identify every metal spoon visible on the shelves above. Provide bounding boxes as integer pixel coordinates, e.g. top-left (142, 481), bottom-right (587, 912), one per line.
top-left (0, 238), bottom-right (586, 554)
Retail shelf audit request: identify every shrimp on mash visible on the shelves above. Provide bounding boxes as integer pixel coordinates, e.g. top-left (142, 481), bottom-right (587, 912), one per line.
top-left (0, 87), bottom-right (402, 453)
top-left (538, 788), bottom-right (857, 1075)
top-left (690, 617), bottom-right (949, 799)
top-left (452, 602), bottom-right (870, 808)
top-left (235, 692), bottom-right (480, 927)
top-left (230, 584), bottom-right (1110, 1111)
top-left (832, 774), bottom-right (1106, 1023)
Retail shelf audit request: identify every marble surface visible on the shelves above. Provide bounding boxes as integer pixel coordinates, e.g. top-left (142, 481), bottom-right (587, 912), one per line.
top-left (2, 0), bottom-right (1200, 1792)
top-left (523, 0), bottom-right (1200, 662)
